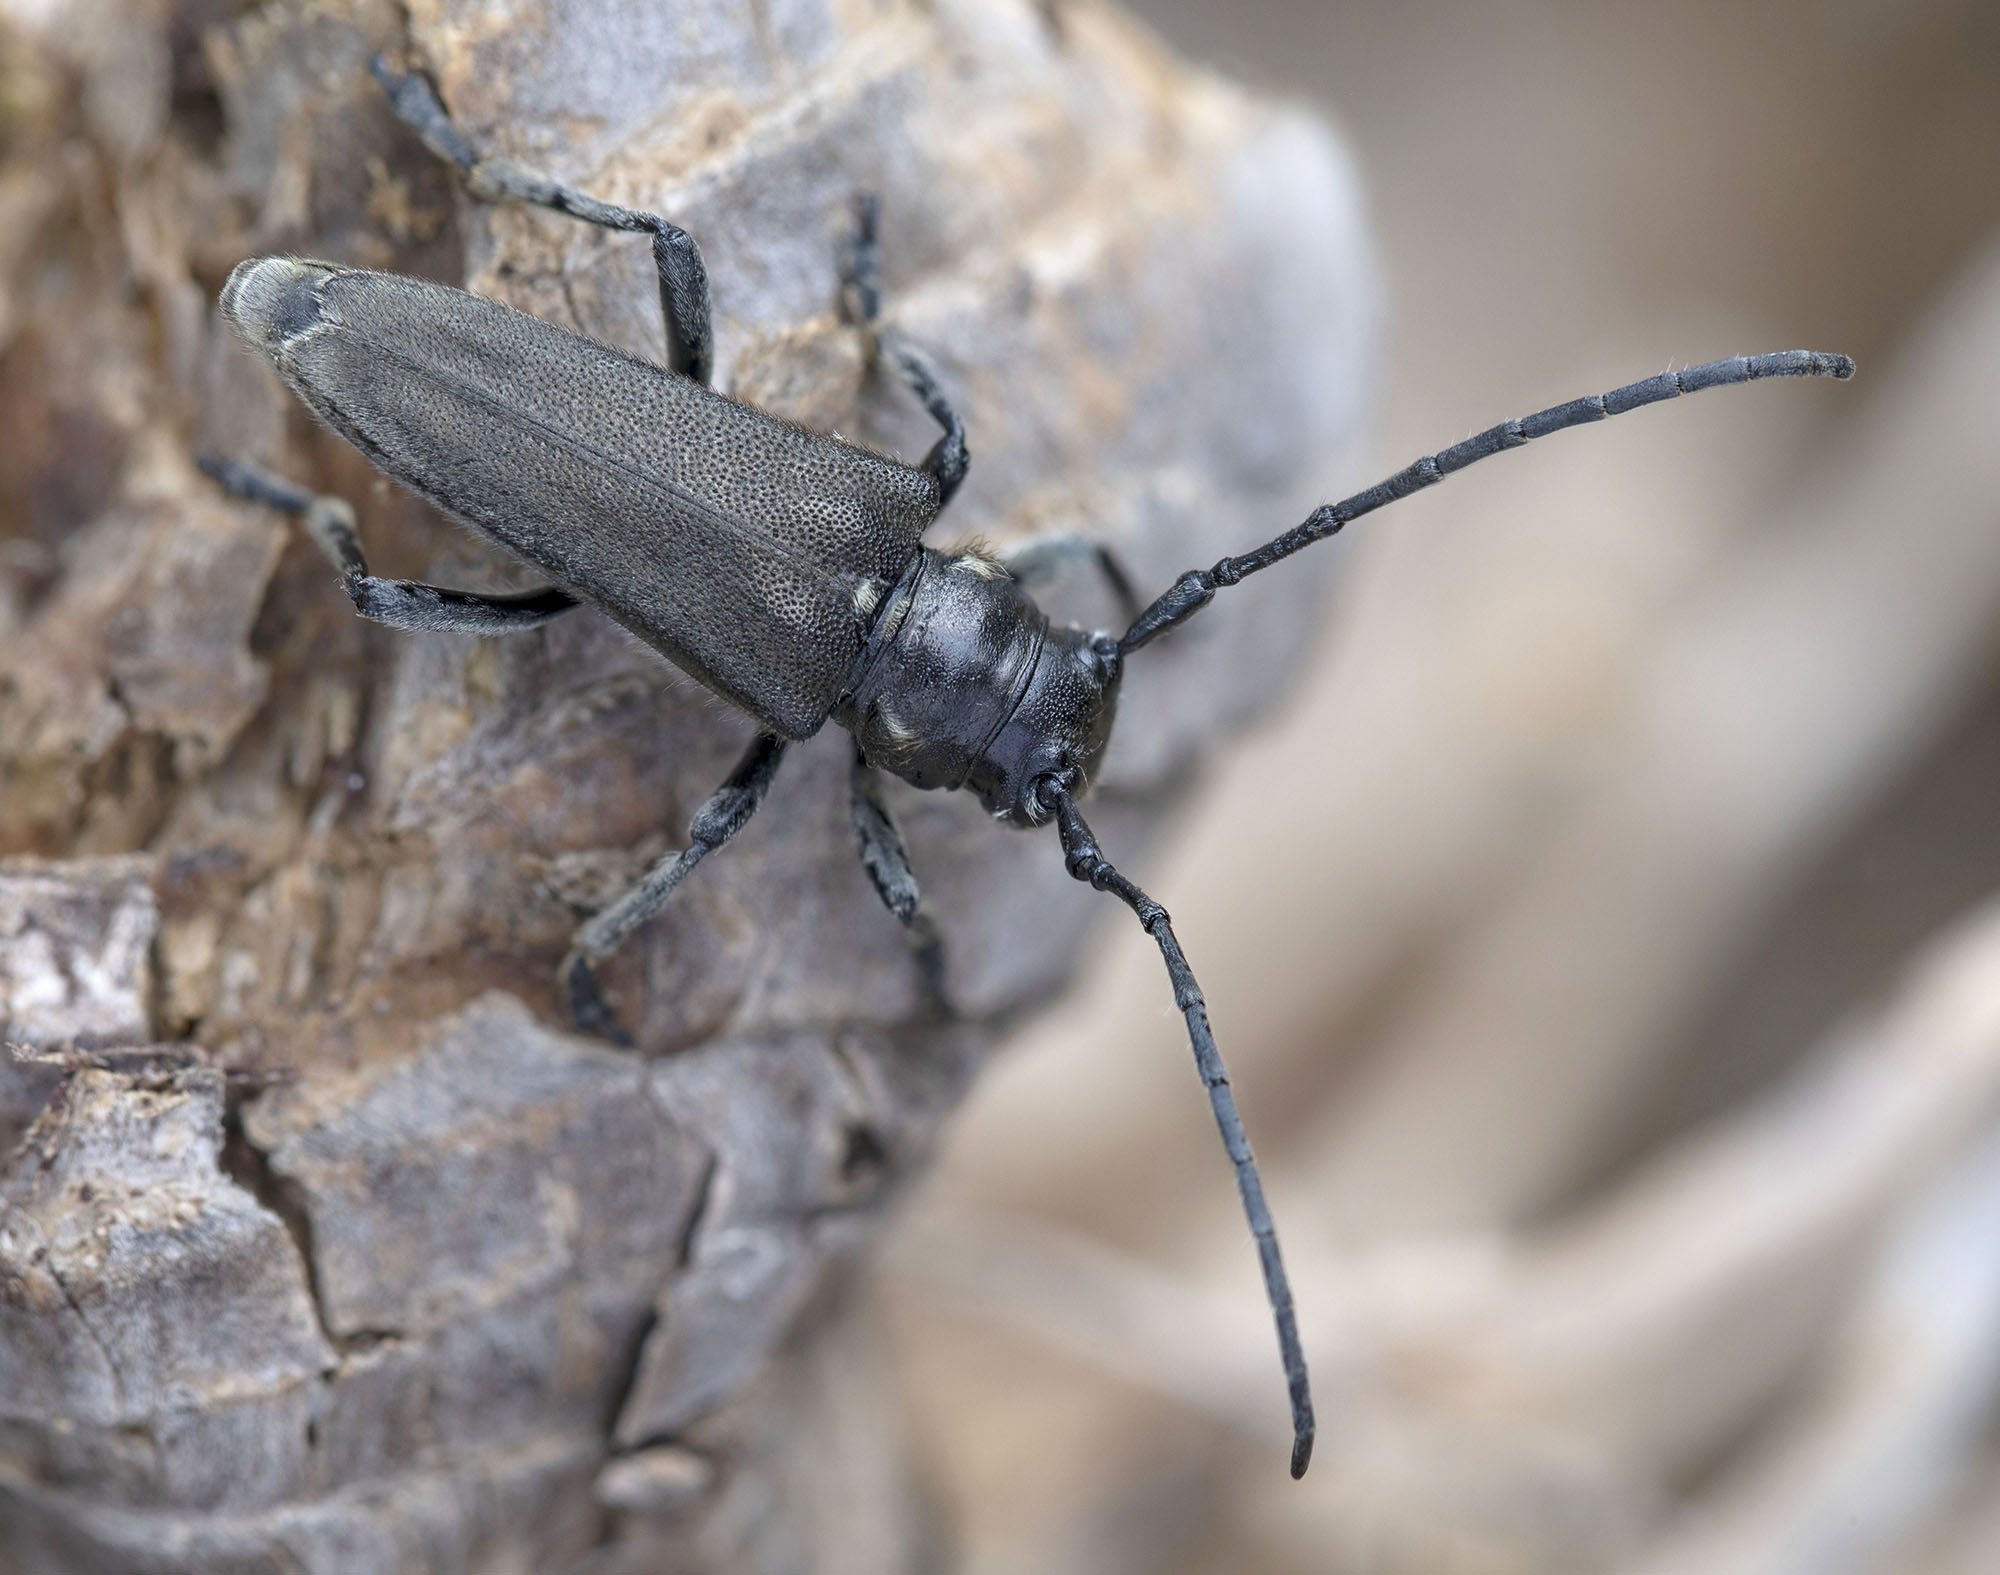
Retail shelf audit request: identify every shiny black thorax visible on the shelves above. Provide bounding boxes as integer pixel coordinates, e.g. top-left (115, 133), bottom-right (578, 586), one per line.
top-left (836, 547), bottom-right (1123, 826)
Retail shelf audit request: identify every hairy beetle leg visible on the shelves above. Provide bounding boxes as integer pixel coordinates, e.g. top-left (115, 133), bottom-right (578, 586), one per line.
top-left (559, 733), bottom-right (790, 1043)
top-left (844, 195), bottom-right (969, 506)
top-left (199, 455), bottom-right (579, 634)
top-left (849, 748), bottom-right (949, 1012)
top-left (372, 56), bottom-right (717, 386)
top-left (1001, 531), bottom-right (1142, 626)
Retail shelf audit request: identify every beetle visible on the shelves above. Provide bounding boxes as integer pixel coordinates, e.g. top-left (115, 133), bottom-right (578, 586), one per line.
top-left (203, 56), bottom-right (1854, 1479)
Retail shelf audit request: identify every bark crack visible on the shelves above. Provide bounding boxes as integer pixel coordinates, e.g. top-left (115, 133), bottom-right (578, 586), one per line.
top-left (219, 1104), bottom-right (338, 1357)
top-left (36, 1230), bottom-right (131, 1422)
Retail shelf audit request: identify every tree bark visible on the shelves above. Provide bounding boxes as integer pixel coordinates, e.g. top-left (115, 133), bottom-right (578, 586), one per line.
top-left (0, 0), bottom-right (1373, 1569)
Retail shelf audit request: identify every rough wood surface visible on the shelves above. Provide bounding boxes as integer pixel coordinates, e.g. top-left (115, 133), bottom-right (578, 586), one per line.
top-left (0, 0), bottom-right (1373, 1569)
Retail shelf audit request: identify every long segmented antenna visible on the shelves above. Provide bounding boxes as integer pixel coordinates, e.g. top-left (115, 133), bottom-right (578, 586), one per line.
top-left (1040, 777), bottom-right (1315, 1478)
top-left (1121, 349), bottom-right (1855, 653)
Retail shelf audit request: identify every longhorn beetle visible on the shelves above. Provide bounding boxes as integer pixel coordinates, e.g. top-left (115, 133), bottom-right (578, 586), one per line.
top-left (203, 57), bottom-right (1855, 1479)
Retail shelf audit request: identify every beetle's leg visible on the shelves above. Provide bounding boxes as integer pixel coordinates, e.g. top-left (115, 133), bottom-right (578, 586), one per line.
top-left (1041, 775), bottom-right (1315, 1480)
top-left (844, 195), bottom-right (969, 506)
top-left (201, 456), bottom-right (578, 633)
top-left (849, 747), bottom-right (947, 1009)
top-left (371, 57), bottom-right (715, 386)
top-left (559, 732), bottom-right (789, 1045)
top-left (999, 532), bottom-right (1142, 626)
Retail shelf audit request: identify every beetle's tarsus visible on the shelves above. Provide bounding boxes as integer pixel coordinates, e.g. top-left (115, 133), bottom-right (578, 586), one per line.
top-left (843, 194), bottom-right (884, 327)
top-left (560, 952), bottom-right (634, 1049)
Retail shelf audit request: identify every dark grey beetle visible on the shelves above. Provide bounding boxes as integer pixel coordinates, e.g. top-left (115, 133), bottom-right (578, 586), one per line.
top-left (204, 58), bottom-right (1855, 1480)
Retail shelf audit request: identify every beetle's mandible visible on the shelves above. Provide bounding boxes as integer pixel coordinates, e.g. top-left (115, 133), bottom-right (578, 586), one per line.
top-left (203, 57), bottom-right (1856, 1480)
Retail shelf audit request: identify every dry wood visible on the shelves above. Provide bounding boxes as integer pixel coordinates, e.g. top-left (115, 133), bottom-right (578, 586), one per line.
top-left (0, 0), bottom-right (1373, 1569)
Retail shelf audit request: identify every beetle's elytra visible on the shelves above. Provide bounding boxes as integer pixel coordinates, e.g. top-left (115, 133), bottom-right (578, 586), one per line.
top-left (204, 57), bottom-right (1855, 1479)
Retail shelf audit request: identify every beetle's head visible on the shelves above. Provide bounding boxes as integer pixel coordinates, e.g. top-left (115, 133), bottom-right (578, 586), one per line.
top-left (976, 626), bottom-right (1121, 827)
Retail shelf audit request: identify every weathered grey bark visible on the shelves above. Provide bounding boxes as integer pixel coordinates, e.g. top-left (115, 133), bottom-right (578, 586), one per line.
top-left (0, 0), bottom-right (1372, 1569)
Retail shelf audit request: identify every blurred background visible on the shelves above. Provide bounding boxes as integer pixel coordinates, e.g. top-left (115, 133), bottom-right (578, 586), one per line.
top-left (876, 2), bottom-right (2000, 1571)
